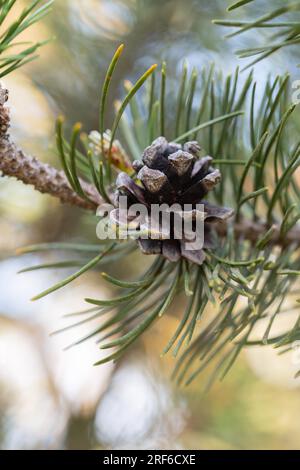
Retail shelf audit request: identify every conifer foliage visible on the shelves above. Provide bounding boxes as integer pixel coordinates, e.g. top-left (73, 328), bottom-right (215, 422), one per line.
top-left (1, 0), bottom-right (300, 387)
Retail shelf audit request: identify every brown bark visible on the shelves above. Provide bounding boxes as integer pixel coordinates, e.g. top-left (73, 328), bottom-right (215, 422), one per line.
top-left (0, 84), bottom-right (101, 211)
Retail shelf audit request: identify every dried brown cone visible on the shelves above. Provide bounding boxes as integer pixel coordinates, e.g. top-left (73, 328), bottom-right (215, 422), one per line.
top-left (110, 136), bottom-right (234, 265)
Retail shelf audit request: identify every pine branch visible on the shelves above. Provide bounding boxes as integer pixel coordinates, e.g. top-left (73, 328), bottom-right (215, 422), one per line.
top-left (217, 219), bottom-right (300, 249)
top-left (0, 84), bottom-right (100, 210)
top-left (8, 40), bottom-right (300, 386)
top-left (1, 80), bottom-right (300, 248)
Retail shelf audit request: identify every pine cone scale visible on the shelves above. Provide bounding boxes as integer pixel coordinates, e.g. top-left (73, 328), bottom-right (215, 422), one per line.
top-left (109, 137), bottom-right (233, 265)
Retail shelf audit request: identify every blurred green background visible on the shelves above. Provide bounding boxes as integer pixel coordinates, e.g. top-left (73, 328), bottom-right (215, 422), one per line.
top-left (1, 0), bottom-right (300, 450)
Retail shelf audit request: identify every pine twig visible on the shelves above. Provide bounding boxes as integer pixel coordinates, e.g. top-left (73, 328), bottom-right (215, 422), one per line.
top-left (217, 219), bottom-right (300, 248)
top-left (1, 84), bottom-right (300, 248)
top-left (0, 84), bottom-right (101, 211)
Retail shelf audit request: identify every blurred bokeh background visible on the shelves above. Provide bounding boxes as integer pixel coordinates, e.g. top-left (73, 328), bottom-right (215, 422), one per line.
top-left (1, 0), bottom-right (300, 450)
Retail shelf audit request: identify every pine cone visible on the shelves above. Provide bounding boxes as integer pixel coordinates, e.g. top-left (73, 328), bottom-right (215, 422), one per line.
top-left (110, 137), bottom-right (233, 265)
